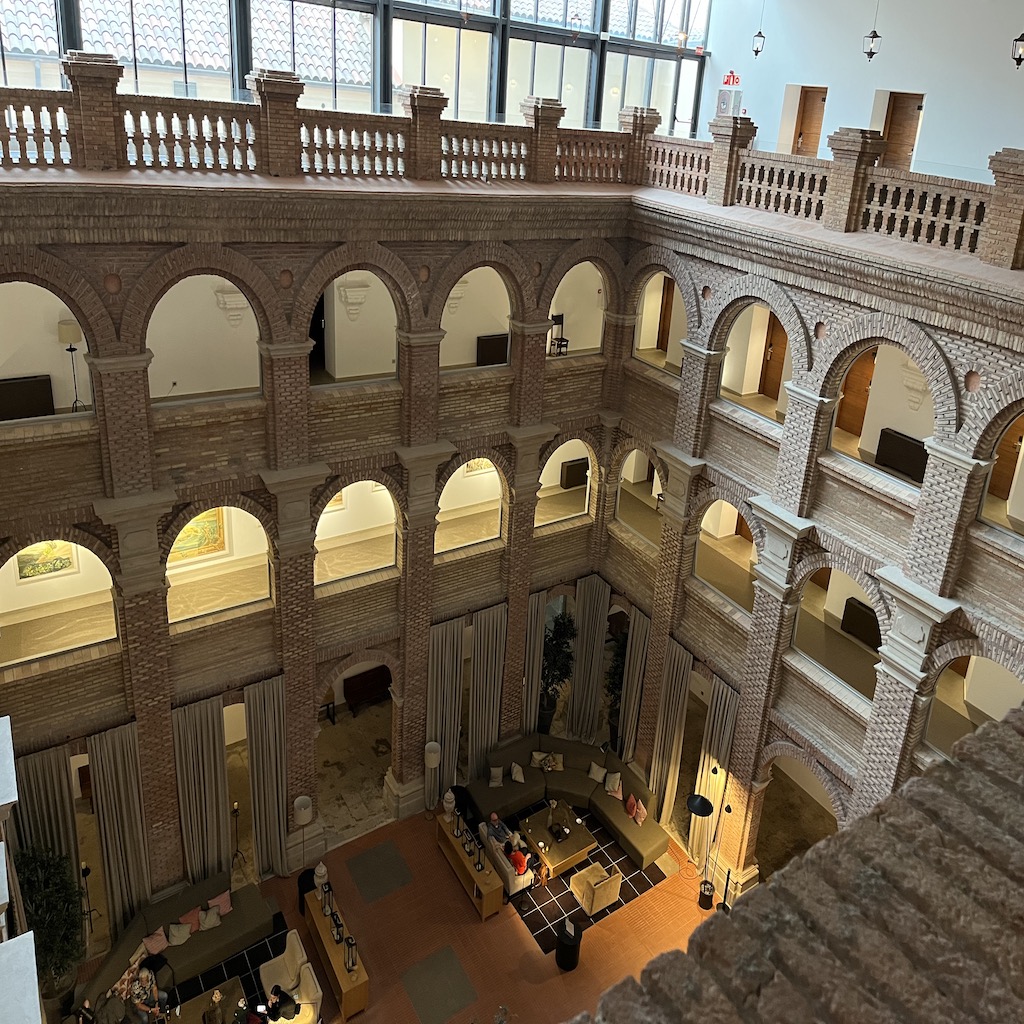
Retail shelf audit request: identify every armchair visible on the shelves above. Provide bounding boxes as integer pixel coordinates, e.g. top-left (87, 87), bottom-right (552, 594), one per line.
top-left (259, 929), bottom-right (308, 997)
top-left (292, 963), bottom-right (323, 1024)
top-left (570, 863), bottom-right (622, 916)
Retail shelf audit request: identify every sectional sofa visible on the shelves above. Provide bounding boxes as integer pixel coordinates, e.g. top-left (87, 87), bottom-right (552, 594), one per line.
top-left (465, 732), bottom-right (669, 870)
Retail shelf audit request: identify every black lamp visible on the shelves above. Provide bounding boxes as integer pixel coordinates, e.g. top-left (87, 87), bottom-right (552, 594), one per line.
top-left (687, 793), bottom-right (715, 909)
top-left (752, 0), bottom-right (766, 58)
top-left (864, 0), bottom-right (882, 61)
top-left (1014, 31), bottom-right (1024, 69)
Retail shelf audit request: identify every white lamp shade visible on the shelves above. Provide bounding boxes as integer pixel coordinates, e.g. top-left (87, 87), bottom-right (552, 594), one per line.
top-left (424, 741), bottom-right (441, 770)
top-left (293, 795), bottom-right (313, 826)
top-left (58, 319), bottom-right (80, 347)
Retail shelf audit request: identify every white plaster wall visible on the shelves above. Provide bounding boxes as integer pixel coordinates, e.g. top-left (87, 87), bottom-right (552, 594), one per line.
top-left (620, 450), bottom-right (649, 484)
top-left (439, 268), bottom-right (511, 368)
top-left (772, 756), bottom-right (837, 816)
top-left (324, 272), bottom-right (397, 380)
top-left (315, 480), bottom-right (397, 543)
top-left (540, 439), bottom-right (591, 488)
top-left (858, 346), bottom-right (934, 458)
top-left (822, 570), bottom-right (873, 624)
top-left (0, 543), bottom-right (111, 616)
top-left (167, 507), bottom-right (268, 582)
top-left (550, 262), bottom-right (605, 353)
top-left (147, 276), bottom-right (261, 398)
top-left (1005, 439), bottom-right (1024, 529)
top-left (964, 657), bottom-right (1024, 723)
top-left (721, 304), bottom-right (769, 395)
top-left (701, 0), bottom-right (1022, 180)
top-left (702, 499), bottom-right (739, 539)
top-left (776, 339), bottom-right (794, 416)
top-left (223, 703), bottom-right (247, 746)
top-left (438, 460), bottom-right (502, 513)
top-left (634, 273), bottom-right (688, 357)
top-left (0, 283), bottom-right (94, 411)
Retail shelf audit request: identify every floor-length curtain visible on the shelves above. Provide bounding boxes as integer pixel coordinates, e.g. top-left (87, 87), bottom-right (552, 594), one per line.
top-left (426, 618), bottom-right (465, 809)
top-left (245, 676), bottom-right (288, 878)
top-left (467, 603), bottom-right (508, 781)
top-left (11, 745), bottom-right (78, 865)
top-left (2, 818), bottom-right (27, 936)
top-left (521, 590), bottom-right (547, 736)
top-left (617, 606), bottom-right (651, 761)
top-left (648, 638), bottom-right (693, 823)
top-left (688, 671), bottom-right (739, 872)
top-left (173, 696), bottom-right (231, 883)
top-left (565, 574), bottom-right (611, 744)
top-left (88, 723), bottom-right (151, 936)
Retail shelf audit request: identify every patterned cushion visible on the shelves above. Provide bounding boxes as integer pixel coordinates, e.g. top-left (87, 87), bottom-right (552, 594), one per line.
top-left (142, 928), bottom-right (168, 956)
top-left (179, 906), bottom-right (202, 934)
top-left (207, 889), bottom-right (233, 915)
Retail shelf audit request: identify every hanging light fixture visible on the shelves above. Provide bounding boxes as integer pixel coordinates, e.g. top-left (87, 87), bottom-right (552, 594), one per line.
top-left (752, 0), bottom-right (766, 58)
top-left (569, 12), bottom-right (582, 41)
top-left (1013, 31), bottom-right (1024, 69)
top-left (864, 0), bottom-right (882, 61)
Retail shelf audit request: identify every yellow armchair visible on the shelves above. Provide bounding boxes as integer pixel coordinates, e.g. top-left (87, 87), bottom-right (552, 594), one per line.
top-left (570, 863), bottom-right (622, 915)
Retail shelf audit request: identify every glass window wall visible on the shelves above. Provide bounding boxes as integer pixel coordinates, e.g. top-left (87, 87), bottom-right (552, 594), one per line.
top-left (507, 36), bottom-right (588, 128)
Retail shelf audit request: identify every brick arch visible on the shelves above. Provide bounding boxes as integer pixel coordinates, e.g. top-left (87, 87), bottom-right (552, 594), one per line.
top-left (622, 246), bottom-right (701, 334)
top-left (756, 742), bottom-right (849, 826)
top-left (291, 242), bottom-right (423, 342)
top-left (608, 591), bottom-right (633, 616)
top-left (609, 437), bottom-right (669, 494)
top-left (538, 431), bottom-right (602, 516)
top-left (120, 244), bottom-right (288, 354)
top-left (546, 581), bottom-right (577, 604)
top-left (814, 312), bottom-right (961, 437)
top-left (160, 496), bottom-right (279, 565)
top-left (958, 370), bottom-right (1024, 459)
top-left (791, 551), bottom-right (892, 633)
top-left (425, 242), bottom-right (533, 327)
top-left (536, 239), bottom-right (626, 316)
top-left (687, 485), bottom-right (766, 557)
top-left (311, 470), bottom-right (407, 525)
top-left (0, 525), bottom-right (120, 583)
top-left (437, 448), bottom-right (514, 506)
top-left (923, 638), bottom-right (1024, 696)
top-left (321, 649), bottom-right (402, 702)
top-left (704, 275), bottom-right (812, 375)
top-left (0, 248), bottom-right (119, 356)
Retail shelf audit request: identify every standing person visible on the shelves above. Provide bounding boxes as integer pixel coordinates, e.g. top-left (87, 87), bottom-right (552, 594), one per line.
top-left (130, 967), bottom-right (169, 1022)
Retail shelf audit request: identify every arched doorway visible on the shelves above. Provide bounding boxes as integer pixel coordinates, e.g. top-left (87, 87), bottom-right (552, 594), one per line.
top-left (615, 450), bottom-right (662, 544)
top-left (439, 267), bottom-right (512, 370)
top-left (436, 458), bottom-right (504, 554)
top-left (548, 261), bottom-right (605, 358)
top-left (633, 272), bottom-right (685, 375)
top-left (980, 412), bottom-right (1024, 537)
top-left (535, 439), bottom-right (594, 527)
top-left (718, 304), bottom-right (791, 422)
top-left (314, 481), bottom-right (398, 585)
top-left (694, 500), bottom-right (757, 611)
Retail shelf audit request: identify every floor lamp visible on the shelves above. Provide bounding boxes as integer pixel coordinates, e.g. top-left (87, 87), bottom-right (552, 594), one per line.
top-left (424, 742), bottom-right (441, 820)
top-left (293, 795), bottom-right (313, 868)
top-left (687, 792), bottom-right (715, 909)
top-left (58, 319), bottom-right (85, 412)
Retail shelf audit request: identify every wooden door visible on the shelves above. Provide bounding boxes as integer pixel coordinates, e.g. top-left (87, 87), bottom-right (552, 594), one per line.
top-left (656, 277), bottom-right (673, 352)
top-left (988, 412), bottom-right (1024, 500)
top-left (736, 515), bottom-right (753, 543)
top-left (880, 92), bottom-right (924, 172)
top-left (835, 348), bottom-right (877, 436)
top-left (758, 312), bottom-right (789, 400)
top-left (794, 87), bottom-right (827, 156)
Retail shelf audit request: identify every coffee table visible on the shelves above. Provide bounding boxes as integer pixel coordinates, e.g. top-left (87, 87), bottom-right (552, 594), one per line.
top-left (520, 800), bottom-right (597, 877)
top-left (170, 975), bottom-right (245, 1024)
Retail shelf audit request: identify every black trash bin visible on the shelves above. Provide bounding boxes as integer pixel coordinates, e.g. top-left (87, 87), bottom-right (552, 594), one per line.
top-left (297, 867), bottom-right (316, 915)
top-left (555, 919), bottom-right (582, 971)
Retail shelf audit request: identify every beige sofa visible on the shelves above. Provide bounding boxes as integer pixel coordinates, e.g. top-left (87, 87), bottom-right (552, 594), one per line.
top-left (475, 822), bottom-right (535, 896)
top-left (466, 732), bottom-right (670, 870)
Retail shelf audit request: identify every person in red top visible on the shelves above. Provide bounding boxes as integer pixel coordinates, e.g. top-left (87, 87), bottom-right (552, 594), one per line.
top-left (504, 840), bottom-right (539, 876)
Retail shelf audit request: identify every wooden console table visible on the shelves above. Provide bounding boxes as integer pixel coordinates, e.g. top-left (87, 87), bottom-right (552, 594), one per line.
top-left (303, 890), bottom-right (370, 1020)
top-left (436, 818), bottom-right (503, 921)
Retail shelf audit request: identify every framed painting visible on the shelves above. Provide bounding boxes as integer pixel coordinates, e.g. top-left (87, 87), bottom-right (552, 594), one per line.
top-left (465, 458), bottom-right (494, 476)
top-left (168, 508), bottom-right (228, 564)
top-left (17, 540), bottom-right (77, 581)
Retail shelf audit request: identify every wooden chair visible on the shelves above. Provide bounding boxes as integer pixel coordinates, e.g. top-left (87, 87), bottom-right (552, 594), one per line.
top-left (549, 314), bottom-right (569, 355)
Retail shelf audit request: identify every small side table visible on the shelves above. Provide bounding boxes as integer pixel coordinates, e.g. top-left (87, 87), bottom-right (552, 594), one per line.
top-left (555, 920), bottom-right (581, 971)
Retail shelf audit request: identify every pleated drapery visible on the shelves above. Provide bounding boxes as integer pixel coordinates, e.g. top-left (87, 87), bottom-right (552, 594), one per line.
top-left (467, 604), bottom-right (508, 781)
top-left (688, 670), bottom-right (739, 871)
top-left (426, 617), bottom-right (465, 809)
top-left (648, 638), bottom-right (693, 823)
top-left (565, 574), bottom-right (611, 744)
top-left (617, 606), bottom-right (651, 761)
top-left (2, 818), bottom-right (28, 935)
top-left (245, 676), bottom-right (288, 878)
top-left (521, 590), bottom-right (547, 735)
top-left (173, 696), bottom-right (231, 883)
top-left (11, 745), bottom-right (78, 865)
top-left (88, 723), bottom-right (151, 936)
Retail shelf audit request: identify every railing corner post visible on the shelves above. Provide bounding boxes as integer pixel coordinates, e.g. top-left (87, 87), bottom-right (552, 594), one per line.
top-left (399, 86), bottom-right (449, 181)
top-left (62, 51), bottom-right (124, 171)
top-left (520, 96), bottom-right (565, 183)
top-left (977, 148), bottom-right (1024, 270)
top-left (617, 105), bottom-right (661, 185)
top-left (248, 68), bottom-right (304, 176)
top-left (824, 127), bottom-right (887, 233)
top-left (706, 114), bottom-right (757, 207)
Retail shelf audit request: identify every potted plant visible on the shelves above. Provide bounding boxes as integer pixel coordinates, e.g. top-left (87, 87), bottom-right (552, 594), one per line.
top-left (15, 846), bottom-right (86, 1024)
top-left (606, 628), bottom-right (628, 752)
top-left (539, 610), bottom-right (575, 734)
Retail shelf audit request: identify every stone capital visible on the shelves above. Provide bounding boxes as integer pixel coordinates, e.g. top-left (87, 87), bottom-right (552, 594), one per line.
top-left (603, 311), bottom-right (637, 327)
top-left (260, 464), bottom-right (331, 556)
top-left (875, 565), bottom-right (960, 674)
top-left (682, 339), bottom-right (726, 364)
top-left (520, 96), bottom-right (566, 128)
top-left (399, 86), bottom-right (449, 117)
top-left (923, 438), bottom-right (993, 477)
top-left (506, 422), bottom-right (560, 486)
top-left (826, 127), bottom-right (886, 165)
top-left (748, 495), bottom-right (815, 592)
top-left (93, 488), bottom-right (178, 593)
top-left (783, 381), bottom-right (839, 413)
top-left (396, 441), bottom-right (455, 520)
top-left (256, 339), bottom-right (313, 359)
top-left (707, 115), bottom-right (757, 148)
top-left (85, 350), bottom-right (154, 374)
top-left (247, 68), bottom-right (304, 100)
top-left (396, 329), bottom-right (446, 349)
top-left (63, 51), bottom-right (124, 84)
top-left (508, 318), bottom-right (553, 335)
top-left (597, 409), bottom-right (622, 432)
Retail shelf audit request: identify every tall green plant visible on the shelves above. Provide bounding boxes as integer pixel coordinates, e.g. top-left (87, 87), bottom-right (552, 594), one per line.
top-left (15, 846), bottom-right (85, 993)
top-left (606, 629), bottom-right (628, 720)
top-left (541, 611), bottom-right (576, 706)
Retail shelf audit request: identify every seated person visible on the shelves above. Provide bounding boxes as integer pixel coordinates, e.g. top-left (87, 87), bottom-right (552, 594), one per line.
top-left (504, 840), bottom-right (540, 876)
top-left (487, 811), bottom-right (513, 845)
top-left (131, 967), bottom-right (169, 1023)
top-left (265, 985), bottom-right (296, 1022)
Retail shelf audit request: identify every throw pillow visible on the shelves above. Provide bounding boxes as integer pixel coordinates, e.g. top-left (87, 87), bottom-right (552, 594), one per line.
top-left (129, 942), bottom-right (147, 966)
top-left (634, 797), bottom-right (648, 826)
top-left (604, 770), bottom-right (621, 794)
top-left (199, 907), bottom-right (222, 931)
top-left (489, 765), bottom-right (504, 788)
top-left (530, 750), bottom-right (547, 768)
top-left (142, 928), bottom-right (169, 956)
top-left (510, 761), bottom-right (525, 783)
top-left (608, 782), bottom-right (623, 801)
top-left (112, 964), bottom-right (138, 1001)
top-left (167, 922), bottom-right (192, 946)
top-left (179, 906), bottom-right (201, 934)
top-left (549, 752), bottom-right (565, 772)
top-left (626, 793), bottom-right (638, 819)
top-left (540, 754), bottom-right (556, 773)
top-left (208, 889), bottom-right (233, 916)
top-left (588, 761), bottom-right (607, 784)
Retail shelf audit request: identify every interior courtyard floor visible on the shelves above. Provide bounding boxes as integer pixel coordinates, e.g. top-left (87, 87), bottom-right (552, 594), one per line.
top-left (315, 532), bottom-right (396, 584)
top-left (754, 767), bottom-right (837, 882)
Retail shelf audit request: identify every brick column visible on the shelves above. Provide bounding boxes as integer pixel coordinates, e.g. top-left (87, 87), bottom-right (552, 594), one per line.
top-left (823, 128), bottom-right (887, 232)
top-left (260, 465), bottom-right (330, 870)
top-left (508, 318), bottom-right (551, 426)
top-left (85, 352), bottom-right (155, 497)
top-left (850, 566), bottom-right (959, 819)
top-left (589, 410), bottom-right (622, 566)
top-left (62, 52), bottom-right (124, 171)
top-left (904, 441), bottom-right (992, 597)
top-left (259, 341), bottom-right (312, 469)
top-left (600, 311), bottom-right (636, 409)
top-left (977, 148), bottom-right (1024, 270)
top-left (773, 383), bottom-right (839, 517)
top-left (520, 97), bottom-right (565, 184)
top-left (94, 491), bottom-right (184, 892)
top-left (397, 330), bottom-right (444, 446)
top-left (399, 87), bottom-right (449, 182)
top-left (705, 116), bottom-right (758, 207)
top-left (634, 444), bottom-right (703, 771)
top-left (501, 424), bottom-right (559, 736)
top-left (385, 442), bottom-right (454, 819)
top-left (617, 106), bottom-right (662, 185)
top-left (716, 495), bottom-right (814, 896)
top-left (248, 70), bottom-right (304, 176)
top-left (673, 340), bottom-right (726, 456)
